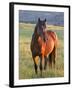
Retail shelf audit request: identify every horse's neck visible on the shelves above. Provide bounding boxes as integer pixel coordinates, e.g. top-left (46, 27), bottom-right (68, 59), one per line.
top-left (33, 26), bottom-right (39, 42)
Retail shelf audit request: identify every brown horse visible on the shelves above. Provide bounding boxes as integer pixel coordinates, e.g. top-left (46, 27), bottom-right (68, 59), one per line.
top-left (30, 18), bottom-right (58, 76)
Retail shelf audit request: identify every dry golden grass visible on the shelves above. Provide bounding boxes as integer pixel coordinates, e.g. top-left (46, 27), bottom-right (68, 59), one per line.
top-left (19, 23), bottom-right (64, 31)
top-left (19, 23), bottom-right (64, 79)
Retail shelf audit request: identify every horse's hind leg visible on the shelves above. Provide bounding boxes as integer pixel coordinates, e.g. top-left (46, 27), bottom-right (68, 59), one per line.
top-left (52, 46), bottom-right (56, 68)
top-left (49, 46), bottom-right (56, 68)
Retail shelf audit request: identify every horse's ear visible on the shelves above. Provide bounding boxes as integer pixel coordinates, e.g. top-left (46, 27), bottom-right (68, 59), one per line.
top-left (45, 18), bottom-right (46, 22)
top-left (38, 18), bottom-right (40, 22)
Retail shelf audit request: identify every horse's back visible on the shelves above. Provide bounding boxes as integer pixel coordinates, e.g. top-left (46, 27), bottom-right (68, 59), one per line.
top-left (47, 30), bottom-right (56, 40)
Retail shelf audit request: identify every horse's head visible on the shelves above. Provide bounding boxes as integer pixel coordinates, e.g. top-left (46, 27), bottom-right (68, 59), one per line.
top-left (36, 18), bottom-right (47, 37)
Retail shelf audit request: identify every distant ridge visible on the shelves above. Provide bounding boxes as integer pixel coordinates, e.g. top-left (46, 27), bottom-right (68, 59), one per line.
top-left (19, 10), bottom-right (64, 26)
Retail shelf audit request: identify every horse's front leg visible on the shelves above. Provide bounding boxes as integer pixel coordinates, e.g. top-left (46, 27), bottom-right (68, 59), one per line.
top-left (40, 55), bottom-right (44, 76)
top-left (44, 56), bottom-right (48, 70)
top-left (33, 56), bottom-right (38, 74)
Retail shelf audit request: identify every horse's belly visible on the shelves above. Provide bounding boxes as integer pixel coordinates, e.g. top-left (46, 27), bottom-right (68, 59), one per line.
top-left (45, 38), bottom-right (54, 56)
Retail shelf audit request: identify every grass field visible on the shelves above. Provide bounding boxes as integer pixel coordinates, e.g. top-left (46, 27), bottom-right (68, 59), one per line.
top-left (19, 23), bottom-right (64, 79)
